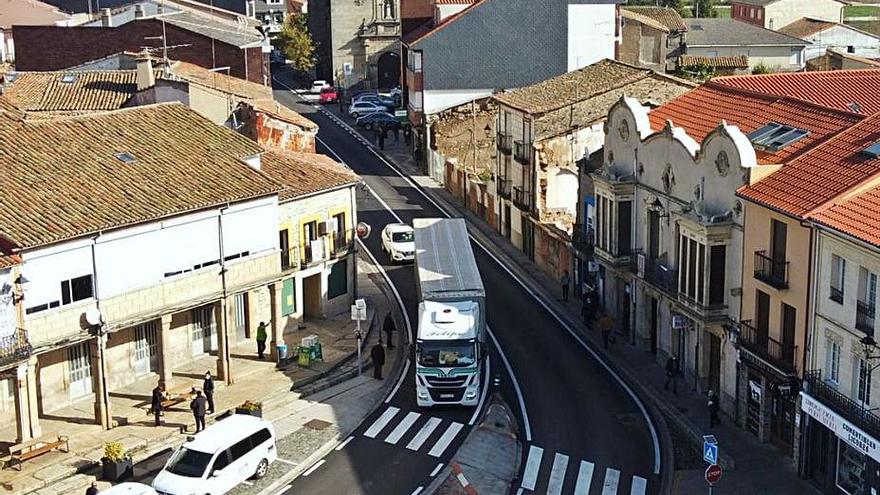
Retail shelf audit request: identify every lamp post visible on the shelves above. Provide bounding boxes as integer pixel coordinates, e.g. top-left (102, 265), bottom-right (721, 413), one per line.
top-left (858, 335), bottom-right (880, 417)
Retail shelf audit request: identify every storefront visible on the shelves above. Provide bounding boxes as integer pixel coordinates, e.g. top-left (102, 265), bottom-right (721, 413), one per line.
top-left (800, 391), bottom-right (880, 494)
top-left (737, 349), bottom-right (798, 453)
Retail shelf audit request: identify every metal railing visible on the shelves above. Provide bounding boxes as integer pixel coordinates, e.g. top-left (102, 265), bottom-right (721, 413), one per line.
top-left (572, 223), bottom-right (594, 254)
top-left (497, 178), bottom-right (512, 199)
top-left (754, 250), bottom-right (789, 290)
top-left (0, 328), bottom-right (32, 369)
top-left (332, 230), bottom-right (354, 258)
top-left (280, 244), bottom-right (299, 271)
top-left (804, 370), bottom-right (880, 441)
top-left (645, 260), bottom-right (678, 295)
top-left (857, 300), bottom-right (876, 335)
top-left (512, 186), bottom-right (531, 211)
top-left (739, 319), bottom-right (797, 373)
top-left (830, 286), bottom-right (844, 304)
top-left (513, 140), bottom-right (531, 164)
top-left (497, 133), bottom-right (512, 154)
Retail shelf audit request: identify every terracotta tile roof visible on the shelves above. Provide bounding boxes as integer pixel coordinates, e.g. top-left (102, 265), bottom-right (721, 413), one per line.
top-left (810, 183), bottom-right (880, 247)
top-left (0, 103), bottom-right (283, 248)
top-left (778, 17), bottom-right (838, 38)
top-left (0, 0), bottom-right (70, 30)
top-left (649, 81), bottom-right (862, 164)
top-left (713, 69), bottom-right (880, 114)
top-left (250, 98), bottom-right (318, 130)
top-left (738, 112), bottom-right (880, 217)
top-left (678, 55), bottom-right (749, 68)
top-left (0, 254), bottom-right (20, 269)
top-left (621, 8), bottom-right (670, 33)
top-left (1, 70), bottom-right (138, 113)
top-left (260, 150), bottom-right (359, 201)
top-left (621, 6), bottom-right (687, 32)
top-left (163, 60), bottom-right (273, 101)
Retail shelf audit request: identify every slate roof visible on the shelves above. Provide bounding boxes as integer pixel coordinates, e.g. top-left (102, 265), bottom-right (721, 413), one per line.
top-left (678, 55), bottom-right (749, 68)
top-left (621, 6), bottom-right (687, 32)
top-left (810, 181), bottom-right (880, 247)
top-left (0, 103), bottom-right (283, 248)
top-left (685, 18), bottom-right (810, 46)
top-left (1, 70), bottom-right (138, 114)
top-left (260, 150), bottom-right (359, 201)
top-left (778, 17), bottom-right (838, 38)
top-left (0, 0), bottom-right (70, 30)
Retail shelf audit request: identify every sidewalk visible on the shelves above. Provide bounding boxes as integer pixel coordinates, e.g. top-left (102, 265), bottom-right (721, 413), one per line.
top-left (1, 255), bottom-right (403, 495)
top-left (318, 103), bottom-right (820, 495)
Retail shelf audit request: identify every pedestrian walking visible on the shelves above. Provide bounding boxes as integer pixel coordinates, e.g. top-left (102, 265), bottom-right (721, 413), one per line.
top-left (371, 339), bottom-right (386, 380)
top-left (581, 290), bottom-right (594, 326)
top-left (664, 355), bottom-right (679, 395)
top-left (560, 270), bottom-right (571, 302)
top-left (256, 321), bottom-right (268, 359)
top-left (708, 390), bottom-right (720, 427)
top-left (383, 313), bottom-right (396, 349)
top-left (598, 312), bottom-right (614, 349)
top-left (85, 481), bottom-right (99, 495)
top-left (190, 389), bottom-right (207, 433)
top-left (203, 370), bottom-right (215, 415)
top-left (151, 381), bottom-right (165, 426)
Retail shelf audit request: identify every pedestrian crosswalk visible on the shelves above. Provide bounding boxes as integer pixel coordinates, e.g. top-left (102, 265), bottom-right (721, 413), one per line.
top-left (360, 407), bottom-right (467, 459)
top-left (521, 444), bottom-right (650, 495)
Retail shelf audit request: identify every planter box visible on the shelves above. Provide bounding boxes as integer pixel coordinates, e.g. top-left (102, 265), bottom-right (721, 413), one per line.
top-left (235, 408), bottom-right (262, 418)
top-left (102, 458), bottom-right (133, 482)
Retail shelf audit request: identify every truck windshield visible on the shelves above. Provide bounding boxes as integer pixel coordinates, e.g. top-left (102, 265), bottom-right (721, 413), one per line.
top-left (165, 447), bottom-right (212, 478)
top-left (418, 341), bottom-right (476, 367)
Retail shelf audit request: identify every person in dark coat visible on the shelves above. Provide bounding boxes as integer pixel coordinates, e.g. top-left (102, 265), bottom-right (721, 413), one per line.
top-left (151, 382), bottom-right (165, 426)
top-left (383, 313), bottom-right (396, 349)
top-left (664, 355), bottom-right (679, 395)
top-left (708, 390), bottom-right (721, 427)
top-left (203, 371), bottom-right (215, 415)
top-left (581, 290), bottom-right (593, 327)
top-left (190, 389), bottom-right (208, 433)
top-left (371, 339), bottom-right (386, 380)
top-left (256, 321), bottom-right (268, 359)
top-left (85, 481), bottom-right (99, 495)
top-left (560, 270), bottom-right (571, 302)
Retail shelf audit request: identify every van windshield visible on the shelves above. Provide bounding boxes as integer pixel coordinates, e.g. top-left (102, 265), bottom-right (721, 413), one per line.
top-left (166, 447), bottom-right (212, 478)
top-left (418, 341), bottom-right (476, 367)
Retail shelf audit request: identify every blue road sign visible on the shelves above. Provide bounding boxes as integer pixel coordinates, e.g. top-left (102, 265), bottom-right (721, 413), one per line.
top-left (703, 436), bottom-right (719, 465)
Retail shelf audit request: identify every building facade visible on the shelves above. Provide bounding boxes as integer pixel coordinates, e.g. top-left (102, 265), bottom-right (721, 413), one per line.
top-left (731, 0), bottom-right (843, 31)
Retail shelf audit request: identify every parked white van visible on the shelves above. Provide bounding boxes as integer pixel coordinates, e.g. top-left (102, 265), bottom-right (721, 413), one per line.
top-left (152, 415), bottom-right (277, 495)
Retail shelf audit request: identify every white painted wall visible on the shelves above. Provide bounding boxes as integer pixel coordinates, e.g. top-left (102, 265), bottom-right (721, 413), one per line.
top-left (802, 24), bottom-right (880, 60)
top-left (567, 3), bottom-right (617, 71)
top-left (436, 4), bottom-right (469, 23)
top-left (423, 88), bottom-right (492, 115)
top-left (766, 0), bottom-right (842, 30)
top-left (22, 241), bottom-right (93, 311)
top-left (546, 168), bottom-right (580, 212)
top-left (687, 45), bottom-right (806, 70)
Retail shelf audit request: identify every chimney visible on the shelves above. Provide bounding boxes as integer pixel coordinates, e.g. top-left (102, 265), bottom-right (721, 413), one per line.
top-left (136, 53), bottom-right (155, 91)
top-left (101, 8), bottom-right (112, 27)
top-left (134, 4), bottom-right (145, 19)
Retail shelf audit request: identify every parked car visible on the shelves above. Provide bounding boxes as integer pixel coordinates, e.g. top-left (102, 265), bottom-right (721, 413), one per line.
top-left (349, 101), bottom-right (388, 119)
top-left (349, 90), bottom-right (378, 105)
top-left (310, 80), bottom-right (329, 94)
top-left (103, 483), bottom-right (158, 495)
top-left (352, 94), bottom-right (396, 109)
top-left (319, 86), bottom-right (338, 104)
top-left (381, 223), bottom-right (415, 263)
top-left (152, 415), bottom-right (277, 495)
top-left (356, 112), bottom-right (401, 131)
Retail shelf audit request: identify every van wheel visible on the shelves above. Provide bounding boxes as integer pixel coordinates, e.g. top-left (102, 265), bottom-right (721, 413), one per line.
top-left (254, 459), bottom-right (269, 479)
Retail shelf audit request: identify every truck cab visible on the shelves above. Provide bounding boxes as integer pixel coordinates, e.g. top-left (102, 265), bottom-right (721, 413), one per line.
top-left (416, 301), bottom-right (482, 407)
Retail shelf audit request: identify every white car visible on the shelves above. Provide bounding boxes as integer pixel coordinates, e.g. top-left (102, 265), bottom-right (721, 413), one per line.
top-left (310, 80), bottom-right (329, 94)
top-left (152, 415), bottom-right (277, 495)
top-left (381, 223), bottom-right (415, 263)
top-left (349, 101), bottom-right (388, 119)
top-left (102, 483), bottom-right (158, 495)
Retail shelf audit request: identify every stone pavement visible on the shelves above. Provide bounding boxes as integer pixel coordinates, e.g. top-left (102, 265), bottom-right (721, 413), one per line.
top-left (1, 255), bottom-right (403, 495)
top-left (315, 103), bottom-right (821, 495)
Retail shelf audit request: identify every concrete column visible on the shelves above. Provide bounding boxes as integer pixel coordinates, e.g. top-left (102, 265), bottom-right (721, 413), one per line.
top-left (758, 375), bottom-right (772, 443)
top-left (215, 299), bottom-right (232, 385)
top-left (91, 336), bottom-right (112, 430)
top-left (25, 356), bottom-right (41, 438)
top-left (158, 314), bottom-right (173, 388)
top-left (268, 284), bottom-right (284, 361)
top-left (13, 363), bottom-right (32, 442)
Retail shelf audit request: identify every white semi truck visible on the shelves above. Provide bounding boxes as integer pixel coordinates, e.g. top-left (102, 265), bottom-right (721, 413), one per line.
top-left (413, 218), bottom-right (486, 407)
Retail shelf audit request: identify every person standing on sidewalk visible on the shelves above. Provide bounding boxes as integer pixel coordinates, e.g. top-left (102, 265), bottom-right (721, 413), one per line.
top-left (371, 339), bottom-right (386, 380)
top-left (384, 313), bottom-right (396, 349)
top-left (708, 390), bottom-right (720, 427)
top-left (664, 355), bottom-right (679, 395)
top-left (598, 312), bottom-right (614, 349)
top-left (191, 389), bottom-right (207, 433)
top-left (256, 321), bottom-right (268, 359)
top-left (203, 371), bottom-right (215, 415)
top-left (151, 381), bottom-right (165, 426)
top-left (560, 270), bottom-right (571, 302)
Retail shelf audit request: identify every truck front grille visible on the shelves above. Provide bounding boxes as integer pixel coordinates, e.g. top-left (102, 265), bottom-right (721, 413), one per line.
top-left (425, 376), bottom-right (468, 387)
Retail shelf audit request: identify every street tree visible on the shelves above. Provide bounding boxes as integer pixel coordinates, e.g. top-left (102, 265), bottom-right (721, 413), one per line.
top-left (693, 0), bottom-right (717, 17)
top-left (276, 14), bottom-right (317, 72)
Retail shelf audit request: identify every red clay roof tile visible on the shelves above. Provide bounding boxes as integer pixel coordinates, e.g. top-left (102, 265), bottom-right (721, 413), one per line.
top-left (810, 182), bottom-right (880, 247)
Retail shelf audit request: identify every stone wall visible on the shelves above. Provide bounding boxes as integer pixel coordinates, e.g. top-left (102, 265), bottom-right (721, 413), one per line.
top-left (432, 99), bottom-right (497, 179)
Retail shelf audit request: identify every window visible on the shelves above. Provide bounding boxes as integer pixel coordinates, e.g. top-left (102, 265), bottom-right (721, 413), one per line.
top-left (857, 357), bottom-right (872, 407)
top-left (251, 428), bottom-right (272, 446)
top-left (228, 437), bottom-right (252, 463)
top-left (781, 303), bottom-right (796, 364)
top-left (211, 450), bottom-right (231, 474)
top-left (757, 9), bottom-right (762, 19)
top-left (679, 235), bottom-right (707, 304)
top-left (418, 341), bottom-right (476, 367)
top-left (790, 48), bottom-right (802, 65)
top-left (303, 220), bottom-right (318, 263)
top-left (837, 438), bottom-right (867, 494)
top-left (166, 448), bottom-right (212, 478)
top-left (756, 290), bottom-right (770, 338)
top-left (858, 267), bottom-right (877, 335)
top-left (617, 200), bottom-right (632, 256)
top-left (279, 229), bottom-right (291, 270)
top-left (827, 338), bottom-right (841, 384)
top-left (61, 275), bottom-right (94, 305)
top-left (750, 8), bottom-right (755, 18)
top-left (328, 259), bottom-right (348, 299)
top-left (831, 254), bottom-right (845, 303)
top-left (709, 245), bottom-right (726, 305)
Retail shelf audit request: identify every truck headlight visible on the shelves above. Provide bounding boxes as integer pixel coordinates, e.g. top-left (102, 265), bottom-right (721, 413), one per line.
top-left (466, 391), bottom-right (477, 400)
top-left (418, 391), bottom-right (429, 399)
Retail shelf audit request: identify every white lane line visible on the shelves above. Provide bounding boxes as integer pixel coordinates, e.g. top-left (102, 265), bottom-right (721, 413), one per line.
top-left (385, 411), bottom-right (421, 445)
top-left (516, 489), bottom-right (524, 495)
top-left (427, 422), bottom-right (464, 458)
top-left (275, 458), bottom-right (298, 466)
top-left (573, 460), bottom-right (595, 495)
top-left (520, 445), bottom-right (544, 491)
top-left (601, 468), bottom-right (621, 495)
top-left (430, 463), bottom-right (444, 477)
top-left (410, 487), bottom-right (424, 495)
top-left (406, 417), bottom-right (442, 451)
top-left (302, 459), bottom-right (325, 477)
top-left (547, 453), bottom-right (569, 495)
top-left (468, 354), bottom-right (491, 426)
top-left (488, 324), bottom-right (531, 441)
top-left (335, 436), bottom-right (354, 451)
top-left (364, 406), bottom-right (400, 438)
top-left (384, 358), bottom-right (410, 405)
top-left (630, 476), bottom-right (648, 495)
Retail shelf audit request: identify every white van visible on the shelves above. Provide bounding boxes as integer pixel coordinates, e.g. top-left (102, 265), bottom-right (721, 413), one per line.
top-left (102, 483), bottom-right (157, 495)
top-left (152, 415), bottom-right (277, 495)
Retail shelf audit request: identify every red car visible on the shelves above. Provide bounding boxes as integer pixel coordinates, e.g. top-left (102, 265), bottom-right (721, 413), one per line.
top-left (320, 86), bottom-right (338, 104)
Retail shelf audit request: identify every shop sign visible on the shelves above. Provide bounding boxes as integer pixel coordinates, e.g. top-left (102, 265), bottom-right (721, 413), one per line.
top-left (801, 392), bottom-right (880, 462)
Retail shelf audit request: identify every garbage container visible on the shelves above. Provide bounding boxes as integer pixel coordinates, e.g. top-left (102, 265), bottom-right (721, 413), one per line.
top-left (297, 346), bottom-right (311, 367)
top-left (309, 342), bottom-right (323, 362)
top-left (277, 344), bottom-right (288, 361)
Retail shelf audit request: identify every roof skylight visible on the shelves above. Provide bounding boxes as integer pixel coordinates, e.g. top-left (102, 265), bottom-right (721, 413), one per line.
top-left (747, 122), bottom-right (810, 151)
top-left (114, 152), bottom-right (136, 164)
top-left (60, 74), bottom-right (77, 84)
top-left (861, 141), bottom-right (880, 159)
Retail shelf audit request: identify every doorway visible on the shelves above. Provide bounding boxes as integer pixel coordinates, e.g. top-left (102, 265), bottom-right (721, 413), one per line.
top-left (134, 322), bottom-right (159, 376)
top-left (68, 343), bottom-right (92, 400)
top-left (191, 305), bottom-right (217, 357)
top-left (303, 274), bottom-right (322, 318)
top-left (376, 51), bottom-right (401, 90)
top-left (503, 204), bottom-right (511, 239)
top-left (234, 292), bottom-right (249, 341)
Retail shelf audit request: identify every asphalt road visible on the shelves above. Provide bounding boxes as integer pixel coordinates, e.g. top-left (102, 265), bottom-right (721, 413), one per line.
top-left (271, 72), bottom-right (660, 495)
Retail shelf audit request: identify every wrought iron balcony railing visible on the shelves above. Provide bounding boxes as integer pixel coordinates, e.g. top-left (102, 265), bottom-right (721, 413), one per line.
top-left (754, 250), bottom-right (789, 290)
top-left (512, 186), bottom-right (531, 211)
top-left (804, 370), bottom-right (880, 441)
top-left (739, 319), bottom-right (797, 374)
top-left (857, 300), bottom-right (876, 335)
top-left (0, 328), bottom-right (32, 368)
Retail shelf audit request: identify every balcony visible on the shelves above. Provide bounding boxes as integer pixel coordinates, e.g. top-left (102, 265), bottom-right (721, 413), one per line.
top-left (331, 230), bottom-right (354, 259)
top-left (646, 260), bottom-right (678, 296)
top-left (804, 370), bottom-right (880, 442)
top-left (754, 250), bottom-right (789, 290)
top-left (280, 244), bottom-right (300, 271)
top-left (857, 300), bottom-right (876, 335)
top-left (739, 319), bottom-right (797, 374)
top-left (513, 140), bottom-right (531, 164)
top-left (512, 186), bottom-right (531, 211)
top-left (0, 328), bottom-right (32, 368)
top-left (830, 286), bottom-right (844, 304)
top-left (497, 133), bottom-right (512, 154)
top-left (497, 178), bottom-right (512, 199)
top-left (572, 223), bottom-right (594, 256)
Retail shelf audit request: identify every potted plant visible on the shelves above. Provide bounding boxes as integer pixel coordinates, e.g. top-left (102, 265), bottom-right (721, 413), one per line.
top-left (235, 400), bottom-right (263, 418)
top-left (101, 441), bottom-right (132, 482)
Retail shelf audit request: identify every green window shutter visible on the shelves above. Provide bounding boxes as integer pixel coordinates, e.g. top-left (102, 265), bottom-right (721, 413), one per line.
top-left (328, 259), bottom-right (348, 299)
top-left (281, 277), bottom-right (296, 316)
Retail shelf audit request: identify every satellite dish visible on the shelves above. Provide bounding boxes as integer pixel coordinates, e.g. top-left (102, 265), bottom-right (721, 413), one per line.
top-left (85, 308), bottom-right (104, 327)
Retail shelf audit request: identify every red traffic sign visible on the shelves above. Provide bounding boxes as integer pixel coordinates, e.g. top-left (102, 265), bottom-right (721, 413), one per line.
top-left (705, 464), bottom-right (722, 484)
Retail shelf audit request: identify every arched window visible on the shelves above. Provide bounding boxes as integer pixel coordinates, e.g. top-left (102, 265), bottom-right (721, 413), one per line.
top-left (383, 0), bottom-right (395, 19)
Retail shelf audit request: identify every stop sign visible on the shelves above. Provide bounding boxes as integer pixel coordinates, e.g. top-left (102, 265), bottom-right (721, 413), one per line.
top-left (705, 464), bottom-right (722, 484)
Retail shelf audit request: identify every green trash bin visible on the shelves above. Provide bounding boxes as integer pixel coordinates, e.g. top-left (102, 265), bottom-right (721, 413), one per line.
top-left (310, 342), bottom-right (323, 362)
top-left (297, 346), bottom-right (311, 367)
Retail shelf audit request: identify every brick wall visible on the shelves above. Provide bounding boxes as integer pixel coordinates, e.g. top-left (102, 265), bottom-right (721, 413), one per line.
top-left (13, 21), bottom-right (269, 84)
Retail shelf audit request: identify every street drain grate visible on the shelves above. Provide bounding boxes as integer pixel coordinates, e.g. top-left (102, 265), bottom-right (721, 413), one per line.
top-left (304, 419), bottom-right (333, 431)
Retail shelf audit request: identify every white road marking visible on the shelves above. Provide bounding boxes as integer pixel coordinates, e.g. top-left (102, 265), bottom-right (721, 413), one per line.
top-left (547, 452), bottom-right (569, 495)
top-left (521, 445), bottom-right (544, 491)
top-left (630, 476), bottom-right (648, 495)
top-left (276, 458), bottom-right (298, 466)
top-left (487, 324), bottom-right (532, 441)
top-left (364, 406), bottom-right (400, 438)
top-left (335, 436), bottom-right (354, 451)
top-left (406, 417), bottom-right (442, 451)
top-left (573, 460), bottom-right (595, 495)
top-left (384, 358), bottom-right (410, 405)
top-left (302, 459), bottom-right (325, 477)
top-left (385, 411), bottom-right (421, 445)
top-left (468, 355), bottom-right (490, 426)
top-left (430, 463), bottom-right (444, 477)
top-left (410, 487), bottom-right (424, 495)
top-left (601, 468), bottom-right (621, 495)
top-left (428, 422), bottom-right (464, 458)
